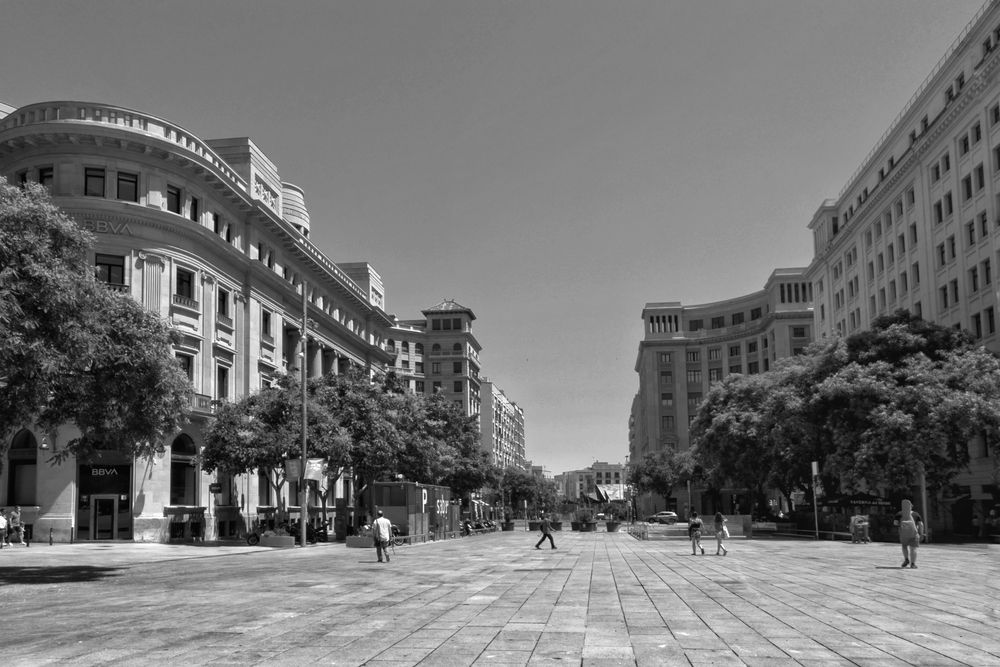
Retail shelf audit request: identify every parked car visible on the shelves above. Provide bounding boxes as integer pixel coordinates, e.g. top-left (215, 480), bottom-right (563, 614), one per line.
top-left (645, 511), bottom-right (679, 525)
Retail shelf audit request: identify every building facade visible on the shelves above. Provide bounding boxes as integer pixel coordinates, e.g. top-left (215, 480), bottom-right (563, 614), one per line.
top-left (387, 299), bottom-right (483, 418)
top-left (806, 1), bottom-right (1000, 530)
top-left (0, 100), bottom-right (399, 541)
top-left (631, 269), bottom-right (814, 516)
top-left (480, 380), bottom-right (526, 471)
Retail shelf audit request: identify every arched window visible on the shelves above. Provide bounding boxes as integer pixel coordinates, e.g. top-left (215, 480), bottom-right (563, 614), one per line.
top-left (6, 429), bottom-right (37, 505)
top-left (170, 434), bottom-right (198, 505)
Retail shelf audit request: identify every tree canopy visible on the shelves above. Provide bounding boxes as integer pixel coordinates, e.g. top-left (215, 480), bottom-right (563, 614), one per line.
top-left (202, 367), bottom-right (495, 520)
top-left (0, 180), bottom-right (191, 462)
top-left (689, 310), bottom-right (1000, 512)
top-left (627, 448), bottom-right (694, 502)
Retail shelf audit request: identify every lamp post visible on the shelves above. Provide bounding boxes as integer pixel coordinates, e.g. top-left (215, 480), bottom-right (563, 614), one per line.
top-left (299, 280), bottom-right (308, 548)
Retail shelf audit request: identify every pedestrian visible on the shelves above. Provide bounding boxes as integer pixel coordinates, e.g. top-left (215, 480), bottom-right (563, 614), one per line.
top-left (894, 499), bottom-right (924, 569)
top-left (850, 508), bottom-right (870, 544)
top-left (714, 512), bottom-right (728, 556)
top-left (0, 508), bottom-right (7, 548)
top-left (689, 511), bottom-right (704, 555)
top-left (535, 513), bottom-right (556, 550)
top-left (9, 505), bottom-right (24, 545)
top-left (371, 509), bottom-right (393, 563)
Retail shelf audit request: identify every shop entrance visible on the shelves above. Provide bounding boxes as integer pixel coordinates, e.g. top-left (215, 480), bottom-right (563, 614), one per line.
top-left (91, 495), bottom-right (119, 540)
top-left (77, 463), bottom-right (132, 541)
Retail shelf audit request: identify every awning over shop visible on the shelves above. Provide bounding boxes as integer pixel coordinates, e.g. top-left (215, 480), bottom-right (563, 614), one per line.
top-left (826, 494), bottom-right (892, 508)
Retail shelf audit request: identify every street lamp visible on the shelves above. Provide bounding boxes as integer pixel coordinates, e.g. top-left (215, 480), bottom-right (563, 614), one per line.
top-left (299, 280), bottom-right (308, 548)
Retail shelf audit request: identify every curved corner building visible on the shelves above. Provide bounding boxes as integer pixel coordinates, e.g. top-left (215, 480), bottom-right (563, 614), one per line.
top-left (631, 269), bottom-right (814, 517)
top-left (0, 101), bottom-right (395, 542)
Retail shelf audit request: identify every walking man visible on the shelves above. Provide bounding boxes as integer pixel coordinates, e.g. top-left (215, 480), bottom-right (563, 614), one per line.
top-left (372, 509), bottom-right (393, 563)
top-left (535, 513), bottom-right (556, 550)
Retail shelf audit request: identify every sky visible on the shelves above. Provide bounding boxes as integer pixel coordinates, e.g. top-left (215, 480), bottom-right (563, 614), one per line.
top-left (0, 0), bottom-right (988, 474)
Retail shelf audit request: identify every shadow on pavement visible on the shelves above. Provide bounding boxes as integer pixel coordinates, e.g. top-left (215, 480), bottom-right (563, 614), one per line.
top-left (0, 566), bottom-right (123, 585)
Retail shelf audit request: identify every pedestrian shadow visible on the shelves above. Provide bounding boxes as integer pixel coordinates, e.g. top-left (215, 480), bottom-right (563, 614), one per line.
top-left (0, 566), bottom-right (123, 585)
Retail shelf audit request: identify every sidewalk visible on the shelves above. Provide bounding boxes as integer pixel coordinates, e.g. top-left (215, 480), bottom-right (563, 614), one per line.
top-left (1, 530), bottom-right (997, 665)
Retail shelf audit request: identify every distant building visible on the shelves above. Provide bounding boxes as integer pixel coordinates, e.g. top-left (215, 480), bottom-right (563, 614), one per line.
top-left (480, 380), bottom-right (525, 471)
top-left (631, 269), bottom-right (813, 516)
top-left (557, 461), bottom-right (625, 503)
top-left (388, 299), bottom-right (483, 417)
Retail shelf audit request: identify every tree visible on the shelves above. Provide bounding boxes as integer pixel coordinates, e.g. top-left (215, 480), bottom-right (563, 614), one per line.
top-left (628, 449), bottom-right (695, 507)
top-left (202, 375), bottom-right (348, 517)
top-left (689, 372), bottom-right (781, 518)
top-left (0, 179), bottom-right (191, 463)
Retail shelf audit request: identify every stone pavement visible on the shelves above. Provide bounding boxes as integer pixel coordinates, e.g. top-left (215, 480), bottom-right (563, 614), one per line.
top-left (0, 528), bottom-right (997, 666)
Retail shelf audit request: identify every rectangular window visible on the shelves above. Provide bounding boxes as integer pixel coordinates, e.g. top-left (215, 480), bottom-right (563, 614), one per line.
top-left (747, 341), bottom-right (758, 353)
top-left (432, 381), bottom-right (441, 393)
top-left (661, 415), bottom-right (674, 431)
top-left (453, 381), bottom-right (463, 393)
top-left (913, 261), bottom-right (921, 285)
top-left (687, 394), bottom-right (702, 410)
top-left (711, 316), bottom-right (724, 329)
top-left (729, 345), bottom-right (740, 357)
top-left (970, 266), bottom-right (980, 293)
top-left (84, 167), bottom-right (106, 197)
top-left (984, 258), bottom-right (992, 285)
top-left (688, 319), bottom-right (703, 332)
top-left (708, 368), bottom-right (722, 382)
top-left (176, 268), bottom-right (194, 299)
top-left (658, 352), bottom-right (672, 364)
top-left (261, 310), bottom-right (272, 338)
top-left (218, 288), bottom-right (230, 316)
top-left (415, 381), bottom-right (425, 393)
top-left (750, 307), bottom-right (762, 320)
top-left (431, 362), bottom-right (440, 374)
top-left (176, 354), bottom-right (193, 380)
top-left (116, 171), bottom-right (138, 202)
top-left (729, 364), bottom-right (742, 374)
top-left (792, 326), bottom-right (806, 338)
top-left (731, 312), bottom-right (744, 326)
top-left (987, 307), bottom-right (996, 335)
top-left (217, 365), bottom-right (229, 400)
top-left (660, 393), bottom-right (673, 407)
top-left (167, 185), bottom-right (181, 214)
top-left (707, 347), bottom-right (721, 361)
top-left (686, 369), bottom-right (702, 384)
top-left (686, 351), bottom-right (700, 363)
top-left (95, 254), bottom-right (125, 286)
top-left (452, 361), bottom-right (462, 374)
top-left (38, 167), bottom-right (55, 190)
top-left (968, 221), bottom-right (977, 246)
top-left (190, 196), bottom-right (200, 222)
top-left (659, 371), bottom-right (673, 385)
top-left (747, 361), bottom-right (759, 374)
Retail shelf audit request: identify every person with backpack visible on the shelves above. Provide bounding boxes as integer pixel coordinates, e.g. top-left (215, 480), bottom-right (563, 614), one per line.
top-left (894, 499), bottom-right (924, 568)
top-left (689, 511), bottom-right (704, 555)
top-left (534, 513), bottom-right (556, 550)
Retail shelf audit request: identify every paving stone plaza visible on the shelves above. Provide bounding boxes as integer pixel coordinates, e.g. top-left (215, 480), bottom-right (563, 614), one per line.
top-left (0, 528), bottom-right (996, 666)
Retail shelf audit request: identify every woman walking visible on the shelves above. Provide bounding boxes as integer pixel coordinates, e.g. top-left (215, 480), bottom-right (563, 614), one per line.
top-left (714, 512), bottom-right (728, 556)
top-left (689, 511), bottom-right (704, 555)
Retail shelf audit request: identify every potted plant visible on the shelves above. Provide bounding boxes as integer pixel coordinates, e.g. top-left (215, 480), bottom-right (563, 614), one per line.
top-left (575, 508), bottom-right (597, 532)
top-left (501, 510), bottom-right (516, 531)
top-left (606, 508), bottom-right (624, 533)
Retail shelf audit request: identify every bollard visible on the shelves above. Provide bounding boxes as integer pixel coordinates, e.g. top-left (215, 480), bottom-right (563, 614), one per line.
top-left (49, 527), bottom-right (53, 546)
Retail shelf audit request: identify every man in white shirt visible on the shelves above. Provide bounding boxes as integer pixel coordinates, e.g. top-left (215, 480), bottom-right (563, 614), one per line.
top-left (0, 509), bottom-right (8, 548)
top-left (371, 510), bottom-right (393, 563)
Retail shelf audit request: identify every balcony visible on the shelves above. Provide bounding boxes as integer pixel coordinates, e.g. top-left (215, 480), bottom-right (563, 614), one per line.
top-left (103, 282), bottom-right (130, 294)
top-left (190, 393), bottom-right (214, 416)
top-left (172, 294), bottom-right (199, 311)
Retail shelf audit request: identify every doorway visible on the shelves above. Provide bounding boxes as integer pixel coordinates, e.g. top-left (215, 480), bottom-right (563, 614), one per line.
top-left (91, 494), bottom-right (119, 540)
